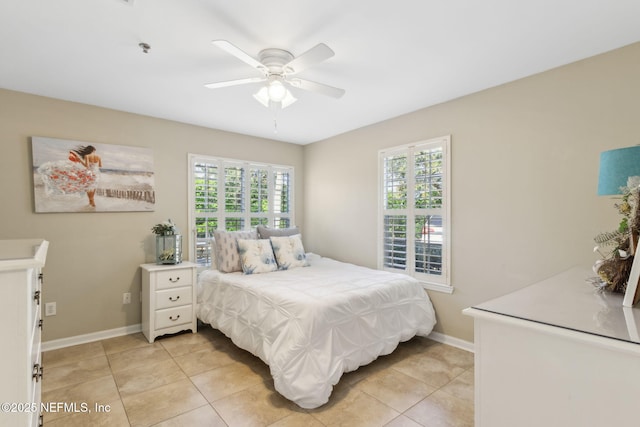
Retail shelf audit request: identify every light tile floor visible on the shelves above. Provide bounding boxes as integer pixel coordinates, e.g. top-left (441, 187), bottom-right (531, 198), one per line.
top-left (42, 327), bottom-right (474, 427)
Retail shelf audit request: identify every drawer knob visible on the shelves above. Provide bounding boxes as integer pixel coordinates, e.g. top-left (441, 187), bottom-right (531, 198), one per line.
top-left (33, 364), bottom-right (43, 382)
top-left (169, 277), bottom-right (180, 283)
top-left (169, 296), bottom-right (180, 302)
top-left (169, 314), bottom-right (180, 321)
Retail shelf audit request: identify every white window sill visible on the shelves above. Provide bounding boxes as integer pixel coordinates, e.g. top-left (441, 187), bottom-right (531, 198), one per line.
top-left (420, 281), bottom-right (454, 294)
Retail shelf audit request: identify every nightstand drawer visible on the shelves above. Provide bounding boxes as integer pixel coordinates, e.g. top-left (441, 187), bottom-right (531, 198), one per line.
top-left (155, 305), bottom-right (192, 329)
top-left (155, 286), bottom-right (192, 310)
top-left (156, 269), bottom-right (193, 290)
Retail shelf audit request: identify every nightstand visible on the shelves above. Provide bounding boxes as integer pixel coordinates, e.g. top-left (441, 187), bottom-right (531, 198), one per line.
top-left (140, 262), bottom-right (197, 343)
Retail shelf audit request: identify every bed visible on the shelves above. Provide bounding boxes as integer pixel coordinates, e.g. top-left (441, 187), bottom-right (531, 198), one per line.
top-left (197, 228), bottom-right (436, 409)
top-left (196, 237), bottom-right (437, 409)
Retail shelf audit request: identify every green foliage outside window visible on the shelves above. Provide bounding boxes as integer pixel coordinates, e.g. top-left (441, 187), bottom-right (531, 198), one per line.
top-left (193, 162), bottom-right (292, 240)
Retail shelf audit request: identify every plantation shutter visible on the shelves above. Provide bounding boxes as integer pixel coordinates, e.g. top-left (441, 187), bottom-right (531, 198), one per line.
top-left (379, 136), bottom-right (451, 288)
top-left (190, 156), bottom-right (294, 268)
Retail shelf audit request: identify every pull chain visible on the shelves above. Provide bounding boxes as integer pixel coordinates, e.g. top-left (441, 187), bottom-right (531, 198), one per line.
top-left (269, 100), bottom-right (281, 133)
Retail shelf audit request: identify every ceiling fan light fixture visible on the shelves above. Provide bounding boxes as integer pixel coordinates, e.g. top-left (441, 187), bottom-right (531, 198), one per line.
top-left (267, 79), bottom-right (287, 102)
top-left (253, 87), bottom-right (270, 108)
top-left (253, 84), bottom-right (297, 109)
top-left (281, 90), bottom-right (297, 108)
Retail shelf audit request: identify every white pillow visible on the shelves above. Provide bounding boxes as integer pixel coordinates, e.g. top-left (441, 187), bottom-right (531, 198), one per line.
top-left (237, 239), bottom-right (278, 274)
top-left (213, 229), bottom-right (258, 273)
top-left (257, 225), bottom-right (300, 239)
top-left (208, 237), bottom-right (217, 270)
top-left (270, 234), bottom-right (309, 270)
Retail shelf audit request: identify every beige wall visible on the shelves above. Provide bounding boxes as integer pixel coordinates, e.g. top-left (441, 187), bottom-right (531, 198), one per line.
top-left (0, 89), bottom-right (304, 341)
top-left (303, 42), bottom-right (640, 342)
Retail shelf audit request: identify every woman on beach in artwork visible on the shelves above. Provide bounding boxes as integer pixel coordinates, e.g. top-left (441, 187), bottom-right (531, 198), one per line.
top-left (38, 145), bottom-right (103, 207)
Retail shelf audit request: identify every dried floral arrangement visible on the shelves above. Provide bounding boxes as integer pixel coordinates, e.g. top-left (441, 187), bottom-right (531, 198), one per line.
top-left (593, 177), bottom-right (640, 292)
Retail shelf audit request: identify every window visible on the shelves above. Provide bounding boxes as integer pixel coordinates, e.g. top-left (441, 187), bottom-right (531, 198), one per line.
top-left (378, 136), bottom-right (451, 292)
top-left (188, 155), bottom-right (294, 268)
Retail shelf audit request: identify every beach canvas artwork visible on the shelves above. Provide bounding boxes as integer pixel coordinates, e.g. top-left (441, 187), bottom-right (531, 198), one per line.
top-left (32, 137), bottom-right (155, 213)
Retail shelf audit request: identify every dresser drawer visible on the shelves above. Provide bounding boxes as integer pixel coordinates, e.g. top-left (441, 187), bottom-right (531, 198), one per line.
top-left (30, 317), bottom-right (41, 368)
top-left (155, 305), bottom-right (192, 329)
top-left (155, 286), bottom-right (192, 310)
top-left (27, 268), bottom-right (41, 338)
top-left (156, 269), bottom-right (193, 290)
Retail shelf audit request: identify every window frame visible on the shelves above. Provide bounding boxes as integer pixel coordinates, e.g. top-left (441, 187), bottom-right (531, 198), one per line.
top-left (188, 154), bottom-right (294, 268)
top-left (377, 135), bottom-right (452, 293)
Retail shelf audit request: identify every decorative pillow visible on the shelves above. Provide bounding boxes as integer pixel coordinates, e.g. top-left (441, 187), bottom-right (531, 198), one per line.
top-left (213, 229), bottom-right (258, 273)
top-left (257, 225), bottom-right (300, 239)
top-left (270, 234), bottom-right (309, 270)
top-left (208, 237), bottom-right (217, 270)
top-left (237, 239), bottom-right (278, 274)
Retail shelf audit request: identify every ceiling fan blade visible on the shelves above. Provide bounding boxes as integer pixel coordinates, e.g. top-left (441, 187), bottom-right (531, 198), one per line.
top-left (284, 43), bottom-right (335, 74)
top-left (288, 78), bottom-right (345, 98)
top-left (204, 77), bottom-right (266, 89)
top-left (212, 40), bottom-right (265, 70)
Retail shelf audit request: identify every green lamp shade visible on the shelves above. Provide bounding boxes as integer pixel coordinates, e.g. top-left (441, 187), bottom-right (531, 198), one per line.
top-left (598, 146), bottom-right (640, 195)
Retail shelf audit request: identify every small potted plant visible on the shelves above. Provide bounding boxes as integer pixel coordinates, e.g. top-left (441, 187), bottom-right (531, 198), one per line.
top-left (152, 219), bottom-right (177, 236)
top-left (152, 219), bottom-right (182, 264)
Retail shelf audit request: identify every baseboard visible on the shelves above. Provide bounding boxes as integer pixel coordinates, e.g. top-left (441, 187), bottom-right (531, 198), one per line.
top-left (42, 323), bottom-right (142, 352)
top-left (428, 330), bottom-right (475, 353)
top-left (42, 324), bottom-right (472, 354)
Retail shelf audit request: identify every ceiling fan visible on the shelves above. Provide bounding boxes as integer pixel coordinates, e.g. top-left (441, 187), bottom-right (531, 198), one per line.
top-left (205, 40), bottom-right (345, 109)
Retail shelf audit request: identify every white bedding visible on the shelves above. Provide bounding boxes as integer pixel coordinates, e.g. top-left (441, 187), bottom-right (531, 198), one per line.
top-left (196, 253), bottom-right (436, 408)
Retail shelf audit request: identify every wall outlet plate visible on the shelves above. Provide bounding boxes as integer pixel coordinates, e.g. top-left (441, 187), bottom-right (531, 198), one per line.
top-left (123, 292), bottom-right (131, 304)
top-left (45, 302), bottom-right (56, 316)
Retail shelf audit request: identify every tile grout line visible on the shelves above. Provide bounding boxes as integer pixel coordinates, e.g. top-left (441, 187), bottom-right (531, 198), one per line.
top-left (43, 332), bottom-right (473, 426)
top-left (164, 339), bottom-right (232, 427)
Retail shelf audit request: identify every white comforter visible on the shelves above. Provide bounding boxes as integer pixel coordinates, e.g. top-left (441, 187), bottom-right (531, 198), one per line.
top-left (196, 254), bottom-right (436, 408)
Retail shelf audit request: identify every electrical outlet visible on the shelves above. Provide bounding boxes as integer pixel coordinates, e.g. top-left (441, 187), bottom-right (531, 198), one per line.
top-left (123, 292), bottom-right (131, 304)
top-left (45, 302), bottom-right (56, 316)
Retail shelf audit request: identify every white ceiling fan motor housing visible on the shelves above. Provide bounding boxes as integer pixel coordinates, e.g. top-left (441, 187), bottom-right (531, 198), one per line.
top-left (258, 48), bottom-right (295, 75)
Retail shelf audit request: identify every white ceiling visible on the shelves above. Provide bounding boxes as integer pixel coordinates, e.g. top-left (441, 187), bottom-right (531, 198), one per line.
top-left (2, 1), bottom-right (639, 145)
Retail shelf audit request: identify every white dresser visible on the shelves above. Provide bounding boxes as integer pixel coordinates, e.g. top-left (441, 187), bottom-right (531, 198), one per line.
top-left (0, 239), bottom-right (49, 427)
top-left (464, 266), bottom-right (640, 427)
top-left (140, 262), bottom-right (197, 343)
